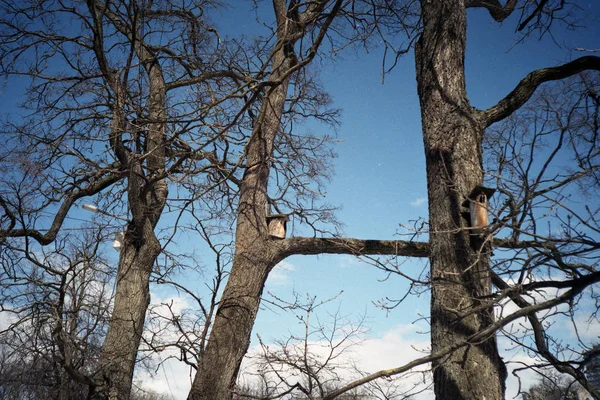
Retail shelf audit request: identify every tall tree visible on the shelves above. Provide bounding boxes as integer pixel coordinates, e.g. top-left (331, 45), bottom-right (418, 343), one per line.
top-left (415, 1), bottom-right (508, 397)
top-left (186, 1), bottom-right (428, 397)
top-left (193, 1), bottom-right (600, 399)
top-left (333, 1), bottom-right (600, 399)
top-left (0, 230), bottom-right (111, 400)
top-left (0, 1), bottom-right (250, 398)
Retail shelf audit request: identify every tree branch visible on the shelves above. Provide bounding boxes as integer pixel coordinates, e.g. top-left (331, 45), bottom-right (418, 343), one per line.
top-left (465, 0), bottom-right (518, 22)
top-left (277, 237), bottom-right (430, 259)
top-left (322, 266), bottom-right (600, 399)
top-left (165, 70), bottom-right (251, 91)
top-left (481, 56), bottom-right (600, 127)
top-left (277, 235), bottom-right (597, 261)
top-left (517, 0), bottom-right (549, 31)
top-left (0, 173), bottom-right (121, 245)
top-left (493, 238), bottom-right (557, 249)
top-left (491, 270), bottom-right (600, 399)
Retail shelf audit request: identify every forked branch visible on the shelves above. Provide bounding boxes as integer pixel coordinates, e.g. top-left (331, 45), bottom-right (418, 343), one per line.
top-left (0, 173), bottom-right (121, 245)
top-left (481, 56), bottom-right (600, 127)
top-left (321, 267), bottom-right (600, 399)
top-left (465, 0), bottom-right (518, 22)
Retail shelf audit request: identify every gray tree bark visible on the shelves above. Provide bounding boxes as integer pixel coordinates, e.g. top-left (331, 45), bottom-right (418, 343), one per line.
top-left (91, 31), bottom-right (168, 399)
top-left (415, 1), bottom-right (506, 398)
top-left (187, 6), bottom-right (293, 398)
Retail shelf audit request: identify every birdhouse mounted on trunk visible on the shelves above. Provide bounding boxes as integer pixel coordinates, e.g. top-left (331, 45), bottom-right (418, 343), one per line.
top-left (266, 214), bottom-right (289, 239)
top-left (462, 186), bottom-right (496, 231)
top-left (113, 231), bottom-right (125, 251)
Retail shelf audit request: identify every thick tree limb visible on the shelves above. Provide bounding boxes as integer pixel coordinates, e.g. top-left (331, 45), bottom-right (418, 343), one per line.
top-left (494, 237), bottom-right (600, 251)
top-left (493, 238), bottom-right (557, 249)
top-left (465, 0), bottom-right (518, 22)
top-left (481, 56), bottom-right (600, 127)
top-left (277, 236), bottom-right (596, 261)
top-left (0, 173), bottom-right (121, 245)
top-left (277, 237), bottom-right (430, 259)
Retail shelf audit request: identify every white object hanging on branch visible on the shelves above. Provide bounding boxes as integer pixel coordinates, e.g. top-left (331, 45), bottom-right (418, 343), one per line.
top-left (113, 231), bottom-right (125, 251)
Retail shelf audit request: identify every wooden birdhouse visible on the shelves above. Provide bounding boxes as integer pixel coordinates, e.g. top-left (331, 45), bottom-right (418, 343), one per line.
top-left (266, 214), bottom-right (289, 239)
top-left (462, 186), bottom-right (496, 231)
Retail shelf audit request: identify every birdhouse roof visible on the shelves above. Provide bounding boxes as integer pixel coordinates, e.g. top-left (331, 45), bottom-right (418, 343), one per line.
top-left (461, 185), bottom-right (496, 207)
top-left (266, 214), bottom-right (289, 221)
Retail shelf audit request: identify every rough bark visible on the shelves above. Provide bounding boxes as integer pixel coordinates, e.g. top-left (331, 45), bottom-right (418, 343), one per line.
top-left (279, 237), bottom-right (430, 258)
top-left (465, 0), bottom-right (517, 21)
top-left (92, 228), bottom-right (162, 400)
top-left (187, 7), bottom-right (294, 398)
top-left (481, 55), bottom-right (600, 126)
top-left (187, 1), bottom-right (355, 397)
top-left (415, 1), bottom-right (506, 399)
top-left (91, 33), bottom-right (168, 399)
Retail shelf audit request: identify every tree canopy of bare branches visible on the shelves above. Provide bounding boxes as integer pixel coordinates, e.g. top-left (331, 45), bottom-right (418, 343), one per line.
top-left (0, 1), bottom-right (599, 400)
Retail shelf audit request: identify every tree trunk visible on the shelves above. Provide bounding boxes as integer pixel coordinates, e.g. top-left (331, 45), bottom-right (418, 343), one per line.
top-left (92, 54), bottom-right (168, 399)
top-left (187, 244), bottom-right (280, 399)
top-left (93, 165), bottom-right (167, 400)
top-left (92, 226), bottom-right (161, 400)
top-left (187, 20), bottom-right (293, 399)
top-left (415, 1), bottom-right (506, 399)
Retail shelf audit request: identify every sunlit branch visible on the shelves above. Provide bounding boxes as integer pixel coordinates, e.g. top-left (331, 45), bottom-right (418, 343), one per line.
top-left (323, 265), bottom-right (600, 399)
top-left (482, 56), bottom-right (600, 127)
top-left (278, 235), bottom-right (596, 261)
top-left (491, 271), bottom-right (600, 398)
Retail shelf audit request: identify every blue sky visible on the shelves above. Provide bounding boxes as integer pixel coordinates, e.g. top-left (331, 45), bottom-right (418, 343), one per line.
top-left (243, 2), bottom-right (600, 398)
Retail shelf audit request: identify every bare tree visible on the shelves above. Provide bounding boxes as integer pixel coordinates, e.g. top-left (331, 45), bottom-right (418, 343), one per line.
top-left (238, 293), bottom-right (365, 399)
top-left (203, 1), bottom-right (600, 398)
top-left (0, 1), bottom-right (388, 398)
top-left (2, 1), bottom-right (600, 400)
top-left (238, 292), bottom-right (417, 400)
top-left (184, 3), bottom-right (431, 399)
top-left (0, 0), bottom-right (250, 397)
top-left (0, 228), bottom-right (113, 399)
top-left (256, 2), bottom-right (600, 399)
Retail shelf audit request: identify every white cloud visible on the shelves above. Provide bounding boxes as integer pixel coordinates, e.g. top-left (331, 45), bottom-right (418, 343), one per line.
top-left (266, 260), bottom-right (296, 286)
top-left (136, 290), bottom-right (597, 400)
top-left (410, 197), bottom-right (427, 207)
top-left (502, 349), bottom-right (546, 397)
top-left (135, 352), bottom-right (194, 399)
top-left (149, 292), bottom-right (190, 317)
top-left (353, 324), bottom-right (430, 372)
top-left (136, 291), bottom-right (196, 399)
top-left (238, 323), bottom-right (434, 399)
top-left (0, 311), bottom-right (17, 331)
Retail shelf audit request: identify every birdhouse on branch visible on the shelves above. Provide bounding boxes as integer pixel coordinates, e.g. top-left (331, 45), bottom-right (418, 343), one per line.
top-left (462, 186), bottom-right (496, 231)
top-left (266, 214), bottom-right (289, 239)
